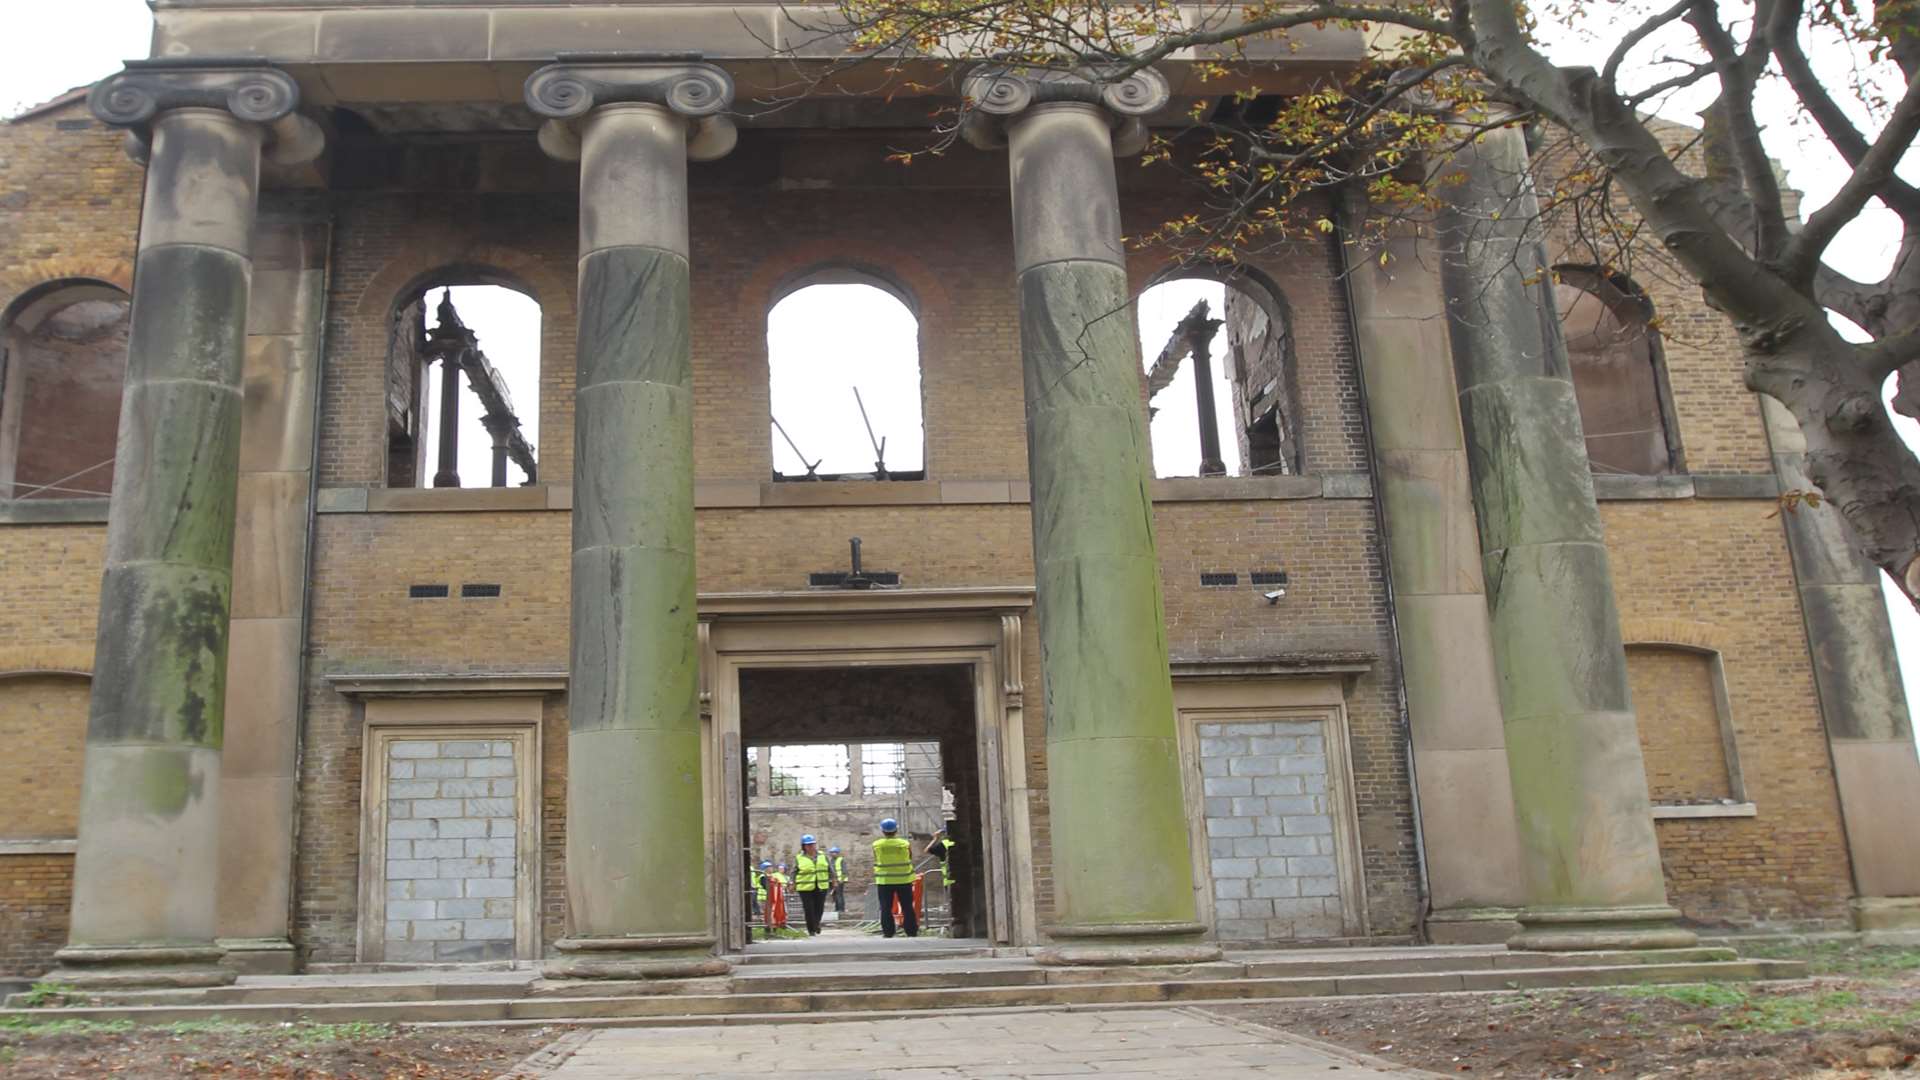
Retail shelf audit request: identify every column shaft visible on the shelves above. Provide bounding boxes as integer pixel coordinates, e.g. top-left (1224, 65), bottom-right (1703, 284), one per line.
top-left (58, 107), bottom-right (264, 987)
top-left (1006, 103), bottom-right (1211, 963)
top-left (1436, 127), bottom-right (1690, 950)
top-left (434, 352), bottom-right (461, 487)
top-left (1761, 396), bottom-right (1920, 938)
top-left (1191, 333), bottom-right (1226, 477)
top-left (554, 103), bottom-right (724, 978)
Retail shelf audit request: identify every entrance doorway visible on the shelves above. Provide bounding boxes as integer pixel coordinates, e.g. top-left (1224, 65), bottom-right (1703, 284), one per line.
top-left (740, 666), bottom-right (986, 942)
top-left (699, 589), bottom-right (1036, 954)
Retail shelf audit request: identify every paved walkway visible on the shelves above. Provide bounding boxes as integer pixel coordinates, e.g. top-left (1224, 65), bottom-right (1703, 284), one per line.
top-left (520, 1007), bottom-right (1426, 1078)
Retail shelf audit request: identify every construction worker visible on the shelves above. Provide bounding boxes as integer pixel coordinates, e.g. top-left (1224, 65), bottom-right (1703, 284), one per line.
top-left (872, 818), bottom-right (918, 938)
top-left (925, 825), bottom-right (964, 932)
top-left (828, 845), bottom-right (847, 915)
top-left (754, 860), bottom-right (772, 916)
top-left (793, 834), bottom-right (831, 936)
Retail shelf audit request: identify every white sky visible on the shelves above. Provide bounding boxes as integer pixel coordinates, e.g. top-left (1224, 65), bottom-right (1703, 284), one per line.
top-left (3, 0), bottom-right (1916, 740)
top-left (767, 283), bottom-right (924, 477)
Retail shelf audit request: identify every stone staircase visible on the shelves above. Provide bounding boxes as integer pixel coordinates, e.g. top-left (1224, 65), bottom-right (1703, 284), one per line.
top-left (0, 944), bottom-right (1802, 1028)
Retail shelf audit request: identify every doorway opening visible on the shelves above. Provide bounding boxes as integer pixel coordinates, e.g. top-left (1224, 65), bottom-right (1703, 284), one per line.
top-left (736, 664), bottom-right (987, 947)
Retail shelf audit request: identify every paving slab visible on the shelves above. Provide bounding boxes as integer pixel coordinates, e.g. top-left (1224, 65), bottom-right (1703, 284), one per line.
top-left (521, 1006), bottom-right (1426, 1078)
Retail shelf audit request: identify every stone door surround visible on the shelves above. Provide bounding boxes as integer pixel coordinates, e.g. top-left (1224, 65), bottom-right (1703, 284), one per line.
top-left (353, 692), bottom-right (544, 963)
top-left (701, 587), bottom-right (1036, 950)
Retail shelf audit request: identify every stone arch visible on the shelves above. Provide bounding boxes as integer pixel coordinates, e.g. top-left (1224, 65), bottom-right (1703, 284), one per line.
top-left (1619, 617), bottom-right (1728, 653)
top-left (1553, 265), bottom-right (1684, 476)
top-left (738, 239), bottom-right (952, 328)
top-left (0, 643), bottom-right (95, 679)
top-left (352, 243), bottom-right (572, 320)
top-left (0, 258), bottom-right (135, 316)
top-left (2, 274), bottom-right (136, 500)
top-left (1134, 261), bottom-right (1300, 477)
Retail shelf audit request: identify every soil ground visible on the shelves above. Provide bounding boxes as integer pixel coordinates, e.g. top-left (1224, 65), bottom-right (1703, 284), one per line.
top-left (1206, 942), bottom-right (1920, 1079)
top-left (0, 1018), bottom-right (555, 1079)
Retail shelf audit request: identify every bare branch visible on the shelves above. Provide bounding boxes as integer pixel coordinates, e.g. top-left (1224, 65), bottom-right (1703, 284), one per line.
top-left (1603, 0), bottom-right (1698, 92)
top-left (1688, 0), bottom-right (1791, 263)
top-left (1785, 69), bottom-right (1920, 285)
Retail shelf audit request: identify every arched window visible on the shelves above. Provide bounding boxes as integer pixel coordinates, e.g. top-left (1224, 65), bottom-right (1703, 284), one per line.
top-left (384, 279), bottom-right (541, 488)
top-left (767, 275), bottom-right (924, 481)
top-left (0, 281), bottom-right (131, 500)
top-left (1555, 267), bottom-right (1682, 476)
top-left (1138, 272), bottom-right (1297, 478)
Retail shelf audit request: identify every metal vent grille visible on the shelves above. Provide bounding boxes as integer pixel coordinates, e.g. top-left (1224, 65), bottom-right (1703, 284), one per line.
top-left (1250, 571), bottom-right (1289, 586)
top-left (408, 584), bottom-right (450, 599)
top-left (1200, 572), bottom-right (1239, 587)
top-left (461, 583), bottom-right (502, 598)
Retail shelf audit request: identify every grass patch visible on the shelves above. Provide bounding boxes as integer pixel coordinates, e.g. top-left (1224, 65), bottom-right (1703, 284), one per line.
top-left (1738, 940), bottom-right (1920, 978)
top-left (1620, 982), bottom-right (1920, 1033)
top-left (14, 981), bottom-right (89, 1008)
top-left (0, 1017), bottom-right (135, 1037)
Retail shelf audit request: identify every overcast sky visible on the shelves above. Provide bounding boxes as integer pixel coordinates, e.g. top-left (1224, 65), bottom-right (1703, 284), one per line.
top-left (4, 1), bottom-right (1917, 743)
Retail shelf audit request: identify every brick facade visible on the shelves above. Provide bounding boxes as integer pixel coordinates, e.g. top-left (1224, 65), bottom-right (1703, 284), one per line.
top-left (0, 96), bottom-right (1874, 974)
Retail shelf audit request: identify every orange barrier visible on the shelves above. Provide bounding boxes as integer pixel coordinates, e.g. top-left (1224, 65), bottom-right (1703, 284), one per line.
top-left (768, 879), bottom-right (788, 929)
top-left (888, 872), bottom-right (928, 924)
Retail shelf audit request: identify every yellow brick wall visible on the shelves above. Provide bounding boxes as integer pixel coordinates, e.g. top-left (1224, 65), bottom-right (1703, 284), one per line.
top-left (1603, 500), bottom-right (1854, 925)
top-left (0, 100), bottom-right (141, 311)
top-left (1627, 646), bottom-right (1734, 803)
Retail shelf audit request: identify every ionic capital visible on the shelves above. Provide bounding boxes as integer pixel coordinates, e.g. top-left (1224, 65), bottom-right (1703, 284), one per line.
top-left (960, 65), bottom-right (1170, 156)
top-left (88, 61), bottom-right (324, 167)
top-left (524, 55), bottom-right (737, 162)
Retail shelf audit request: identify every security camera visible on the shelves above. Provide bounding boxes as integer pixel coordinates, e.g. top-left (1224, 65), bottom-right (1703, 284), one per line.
top-left (1263, 588), bottom-right (1285, 604)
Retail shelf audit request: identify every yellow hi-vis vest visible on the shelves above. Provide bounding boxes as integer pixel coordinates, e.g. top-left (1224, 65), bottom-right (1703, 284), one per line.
top-left (832, 855), bottom-right (846, 882)
top-left (936, 837), bottom-right (955, 886)
top-left (795, 852), bottom-right (830, 891)
top-left (753, 871), bottom-right (767, 903)
top-left (873, 836), bottom-right (914, 885)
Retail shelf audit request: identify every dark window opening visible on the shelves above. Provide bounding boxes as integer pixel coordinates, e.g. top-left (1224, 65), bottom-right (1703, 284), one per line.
top-left (386, 281), bottom-right (541, 489)
top-left (1, 281), bottom-right (131, 500)
top-left (768, 277), bottom-right (925, 482)
top-left (1555, 267), bottom-right (1682, 476)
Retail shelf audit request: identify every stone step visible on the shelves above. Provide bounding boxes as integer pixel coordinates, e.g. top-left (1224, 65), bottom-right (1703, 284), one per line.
top-left (734, 946), bottom-right (996, 966)
top-left (0, 959), bottom-right (1800, 1027)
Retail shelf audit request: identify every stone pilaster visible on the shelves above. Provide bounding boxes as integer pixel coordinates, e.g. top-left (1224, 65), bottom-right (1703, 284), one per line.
top-left (526, 58), bottom-right (736, 979)
top-left (1338, 194), bottom-right (1526, 943)
top-left (963, 67), bottom-right (1216, 965)
top-left (54, 62), bottom-right (322, 989)
top-left (1760, 396), bottom-right (1920, 942)
top-left (1434, 125), bottom-right (1693, 951)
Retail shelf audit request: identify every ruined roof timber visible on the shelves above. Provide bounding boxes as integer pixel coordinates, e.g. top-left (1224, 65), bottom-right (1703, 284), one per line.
top-left (146, 3), bottom-right (1366, 120)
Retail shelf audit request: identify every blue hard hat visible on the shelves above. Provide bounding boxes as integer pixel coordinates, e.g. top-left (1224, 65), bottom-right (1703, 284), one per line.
top-left (828, 846), bottom-right (840, 853)
top-left (759, 860), bottom-right (771, 869)
top-left (801, 834), bottom-right (817, 845)
top-left (880, 818), bottom-right (898, 833)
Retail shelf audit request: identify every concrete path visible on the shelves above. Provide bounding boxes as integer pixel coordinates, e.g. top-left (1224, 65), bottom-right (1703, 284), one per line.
top-left (518, 1006), bottom-right (1427, 1078)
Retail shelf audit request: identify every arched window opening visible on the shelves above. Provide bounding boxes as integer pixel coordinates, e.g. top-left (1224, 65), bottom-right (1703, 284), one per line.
top-left (1138, 275), bottom-right (1297, 478)
top-left (0, 282), bottom-right (130, 500)
top-left (767, 279), bottom-right (924, 481)
top-left (385, 281), bottom-right (541, 488)
top-left (1555, 267), bottom-right (1681, 476)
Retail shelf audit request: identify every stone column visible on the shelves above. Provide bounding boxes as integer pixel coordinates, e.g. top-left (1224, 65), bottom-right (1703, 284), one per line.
top-left (1435, 126), bottom-right (1692, 951)
top-left (432, 351), bottom-right (462, 488)
top-left (526, 59), bottom-right (737, 979)
top-left (1760, 396), bottom-right (1920, 941)
top-left (483, 416), bottom-right (513, 488)
top-left (54, 63), bottom-right (322, 988)
top-left (1338, 194), bottom-right (1527, 943)
top-left (963, 68), bottom-right (1216, 965)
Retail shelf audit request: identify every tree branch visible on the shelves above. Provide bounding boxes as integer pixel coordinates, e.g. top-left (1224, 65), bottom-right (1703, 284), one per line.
top-left (1784, 68), bottom-right (1920, 286)
top-left (1688, 0), bottom-right (1791, 263)
top-left (1603, 0), bottom-right (1699, 92)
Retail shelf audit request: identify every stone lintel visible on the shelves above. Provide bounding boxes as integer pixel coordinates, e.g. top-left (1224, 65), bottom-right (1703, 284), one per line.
top-left (89, 61), bottom-right (323, 167)
top-left (327, 672), bottom-right (569, 698)
top-left (524, 57), bottom-right (736, 162)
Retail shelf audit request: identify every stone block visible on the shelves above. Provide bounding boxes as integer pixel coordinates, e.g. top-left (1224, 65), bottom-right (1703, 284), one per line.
top-left (1227, 756), bottom-right (1280, 777)
top-left (465, 838), bottom-right (515, 858)
top-left (410, 919), bottom-right (463, 941)
top-left (1210, 858), bottom-right (1257, 879)
top-left (384, 920), bottom-right (409, 941)
top-left (385, 880), bottom-right (413, 900)
top-left (1281, 816), bottom-right (1333, 836)
top-left (436, 898), bottom-right (487, 919)
top-left (1230, 837), bottom-right (1268, 857)
top-left (385, 840), bottom-right (411, 860)
top-left (1204, 736), bottom-right (1250, 756)
top-left (1207, 838), bottom-right (1235, 859)
top-left (439, 779), bottom-right (492, 798)
top-left (437, 858), bottom-right (502, 879)
top-left (1274, 755), bottom-right (1324, 775)
top-left (1214, 899), bottom-right (1240, 919)
top-left (1299, 876), bottom-right (1340, 898)
top-left (465, 879), bottom-right (515, 899)
top-left (489, 780), bottom-right (516, 797)
top-left (388, 781), bottom-right (440, 800)
top-left (467, 759), bottom-right (515, 778)
top-left (410, 879), bottom-right (461, 900)
top-left (1230, 796), bottom-right (1266, 816)
top-left (412, 839), bottom-right (465, 859)
top-left (384, 941), bottom-right (436, 963)
top-left (388, 761), bottom-right (414, 780)
top-left (1249, 737), bottom-right (1297, 755)
top-left (1252, 776), bottom-right (1304, 796)
top-left (391, 743), bottom-right (440, 759)
top-left (438, 819), bottom-right (486, 839)
top-left (1237, 898), bottom-right (1275, 919)
top-left (1202, 777), bottom-right (1252, 797)
top-left (464, 797), bottom-right (514, 817)
top-left (1214, 878), bottom-right (1249, 900)
top-left (1266, 796), bottom-right (1320, 815)
top-left (491, 742), bottom-right (513, 757)
top-left (463, 919), bottom-right (514, 939)
top-left (387, 899), bottom-right (436, 920)
top-left (1266, 836), bottom-right (1319, 856)
top-left (1250, 877), bottom-right (1300, 899)
top-left (1287, 856), bottom-right (1337, 877)
top-left (413, 760), bottom-right (469, 779)
top-left (440, 741), bottom-right (492, 758)
top-left (386, 859), bottom-right (435, 879)
top-left (488, 819), bottom-right (516, 838)
top-left (485, 899), bottom-right (515, 919)
top-left (409, 799), bottom-right (464, 818)
top-left (1199, 757), bottom-right (1230, 777)
top-left (221, 616), bottom-right (302, 775)
top-left (1205, 818), bottom-right (1254, 838)
top-left (1204, 797), bottom-right (1232, 817)
top-left (1255, 857), bottom-right (1293, 877)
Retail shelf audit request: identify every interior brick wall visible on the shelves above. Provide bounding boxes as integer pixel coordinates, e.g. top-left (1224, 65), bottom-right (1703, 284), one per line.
top-left (1627, 646), bottom-right (1735, 803)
